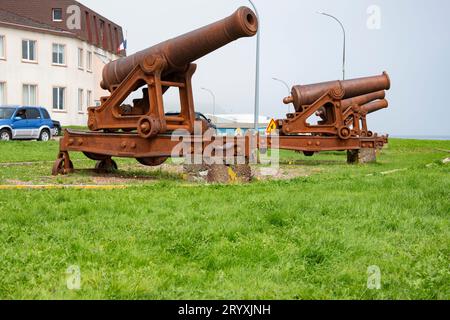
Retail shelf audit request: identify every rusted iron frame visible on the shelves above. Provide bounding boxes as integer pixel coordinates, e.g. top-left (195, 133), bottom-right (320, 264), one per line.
top-left (280, 89), bottom-right (352, 137)
top-left (270, 135), bottom-right (386, 152)
top-left (58, 130), bottom-right (253, 160)
top-left (57, 129), bottom-right (387, 163)
top-left (88, 62), bottom-right (197, 134)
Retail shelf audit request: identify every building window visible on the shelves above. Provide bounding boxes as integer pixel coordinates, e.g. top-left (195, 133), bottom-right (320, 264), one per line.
top-left (78, 48), bottom-right (84, 69)
top-left (78, 89), bottom-right (84, 112)
top-left (0, 36), bottom-right (5, 59)
top-left (52, 8), bottom-right (63, 22)
top-left (87, 90), bottom-right (92, 108)
top-left (53, 87), bottom-right (65, 110)
top-left (86, 51), bottom-right (92, 71)
top-left (52, 44), bottom-right (65, 65)
top-left (0, 82), bottom-right (6, 105)
top-left (23, 84), bottom-right (37, 106)
top-left (22, 40), bottom-right (37, 62)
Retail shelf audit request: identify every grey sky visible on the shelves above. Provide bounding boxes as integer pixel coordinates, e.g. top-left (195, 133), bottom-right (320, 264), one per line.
top-left (79, 0), bottom-right (450, 136)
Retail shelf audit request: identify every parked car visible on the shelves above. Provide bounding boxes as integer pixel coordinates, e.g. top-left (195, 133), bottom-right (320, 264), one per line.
top-left (52, 120), bottom-right (62, 136)
top-left (196, 112), bottom-right (217, 130)
top-left (165, 112), bottom-right (217, 131)
top-left (0, 106), bottom-right (56, 142)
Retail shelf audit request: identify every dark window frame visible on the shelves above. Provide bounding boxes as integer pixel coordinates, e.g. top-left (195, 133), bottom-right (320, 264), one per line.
top-left (52, 8), bottom-right (63, 22)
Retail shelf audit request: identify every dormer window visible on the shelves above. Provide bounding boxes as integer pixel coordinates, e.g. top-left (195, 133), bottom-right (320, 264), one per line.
top-left (52, 8), bottom-right (63, 22)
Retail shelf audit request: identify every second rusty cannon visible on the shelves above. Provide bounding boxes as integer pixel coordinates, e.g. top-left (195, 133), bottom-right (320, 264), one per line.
top-left (262, 72), bottom-right (392, 162)
top-left (278, 72), bottom-right (391, 139)
top-left (283, 72), bottom-right (390, 112)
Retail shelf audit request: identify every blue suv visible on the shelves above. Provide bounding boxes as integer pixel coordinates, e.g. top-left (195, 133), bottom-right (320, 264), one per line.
top-left (0, 106), bottom-right (56, 142)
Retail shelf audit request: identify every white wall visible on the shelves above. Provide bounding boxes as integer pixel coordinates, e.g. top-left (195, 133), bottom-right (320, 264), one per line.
top-left (0, 26), bottom-right (120, 126)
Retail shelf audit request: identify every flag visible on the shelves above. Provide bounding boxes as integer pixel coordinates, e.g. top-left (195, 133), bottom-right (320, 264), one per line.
top-left (118, 39), bottom-right (127, 53)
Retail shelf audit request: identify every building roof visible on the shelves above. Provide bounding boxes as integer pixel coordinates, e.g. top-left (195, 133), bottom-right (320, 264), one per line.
top-left (0, 9), bottom-right (74, 36)
top-left (0, 0), bottom-right (125, 56)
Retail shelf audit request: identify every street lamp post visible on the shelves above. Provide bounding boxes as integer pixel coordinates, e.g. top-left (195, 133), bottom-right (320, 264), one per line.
top-left (201, 87), bottom-right (216, 116)
top-left (248, 0), bottom-right (261, 131)
top-left (272, 77), bottom-right (291, 113)
top-left (317, 12), bottom-right (346, 80)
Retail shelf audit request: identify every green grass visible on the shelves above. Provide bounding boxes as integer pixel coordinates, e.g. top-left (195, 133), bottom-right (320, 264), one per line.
top-left (0, 139), bottom-right (448, 299)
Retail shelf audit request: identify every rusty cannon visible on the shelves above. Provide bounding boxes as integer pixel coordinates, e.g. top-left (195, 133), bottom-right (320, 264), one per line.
top-left (283, 72), bottom-right (390, 111)
top-left (53, 7), bottom-right (259, 175)
top-left (88, 6), bottom-right (258, 135)
top-left (267, 72), bottom-right (391, 163)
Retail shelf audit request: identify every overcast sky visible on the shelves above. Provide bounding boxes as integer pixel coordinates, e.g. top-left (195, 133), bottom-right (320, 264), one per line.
top-left (79, 0), bottom-right (450, 136)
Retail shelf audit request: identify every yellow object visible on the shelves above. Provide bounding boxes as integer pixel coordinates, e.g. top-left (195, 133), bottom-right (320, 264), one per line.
top-left (227, 167), bottom-right (237, 182)
top-left (266, 119), bottom-right (278, 134)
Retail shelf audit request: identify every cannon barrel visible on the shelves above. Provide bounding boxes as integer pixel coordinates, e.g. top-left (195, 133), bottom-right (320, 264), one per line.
top-left (316, 90), bottom-right (386, 118)
top-left (283, 72), bottom-right (390, 111)
top-left (361, 99), bottom-right (389, 114)
top-left (341, 90), bottom-right (386, 110)
top-left (101, 7), bottom-right (258, 90)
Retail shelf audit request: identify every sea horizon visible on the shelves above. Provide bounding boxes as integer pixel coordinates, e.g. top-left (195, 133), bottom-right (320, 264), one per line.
top-left (391, 135), bottom-right (450, 141)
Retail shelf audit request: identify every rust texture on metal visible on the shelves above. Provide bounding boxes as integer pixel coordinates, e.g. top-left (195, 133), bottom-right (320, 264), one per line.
top-left (278, 72), bottom-right (391, 146)
top-left (283, 72), bottom-right (390, 112)
top-left (361, 99), bottom-right (389, 114)
top-left (101, 6), bottom-right (258, 90)
top-left (53, 6), bottom-right (391, 177)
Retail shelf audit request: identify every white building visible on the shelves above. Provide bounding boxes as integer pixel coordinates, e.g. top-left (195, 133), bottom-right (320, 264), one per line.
top-left (0, 1), bottom-right (125, 126)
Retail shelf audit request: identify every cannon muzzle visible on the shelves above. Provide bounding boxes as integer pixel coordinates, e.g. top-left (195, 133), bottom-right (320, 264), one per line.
top-left (101, 6), bottom-right (258, 90)
top-left (283, 72), bottom-right (391, 111)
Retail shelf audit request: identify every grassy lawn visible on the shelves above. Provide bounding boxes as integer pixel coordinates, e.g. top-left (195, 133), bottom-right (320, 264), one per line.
top-left (0, 139), bottom-right (448, 299)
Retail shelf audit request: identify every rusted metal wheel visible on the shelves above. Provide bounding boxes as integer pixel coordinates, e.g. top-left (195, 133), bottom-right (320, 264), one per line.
top-left (52, 158), bottom-right (74, 176)
top-left (338, 126), bottom-right (352, 140)
top-left (136, 157), bottom-right (168, 167)
top-left (95, 159), bottom-right (118, 173)
top-left (137, 116), bottom-right (160, 139)
top-left (83, 152), bottom-right (110, 161)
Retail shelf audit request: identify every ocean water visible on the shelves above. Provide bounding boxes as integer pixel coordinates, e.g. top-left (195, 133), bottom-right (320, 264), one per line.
top-left (392, 135), bottom-right (450, 141)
